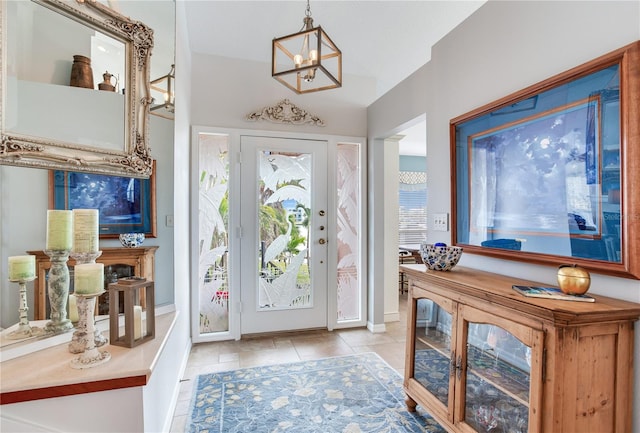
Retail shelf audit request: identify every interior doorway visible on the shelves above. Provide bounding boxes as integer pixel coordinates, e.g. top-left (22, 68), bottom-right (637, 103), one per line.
top-left (381, 118), bottom-right (427, 323)
top-left (398, 121), bottom-right (428, 248)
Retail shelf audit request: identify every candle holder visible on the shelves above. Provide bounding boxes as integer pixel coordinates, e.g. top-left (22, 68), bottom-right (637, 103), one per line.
top-left (6, 277), bottom-right (45, 340)
top-left (70, 291), bottom-right (111, 369)
top-left (109, 278), bottom-right (155, 348)
top-left (68, 251), bottom-right (106, 353)
top-left (44, 250), bottom-right (74, 333)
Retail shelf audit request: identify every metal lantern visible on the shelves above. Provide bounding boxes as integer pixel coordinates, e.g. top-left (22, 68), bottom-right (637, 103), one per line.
top-left (108, 278), bottom-right (155, 348)
top-left (272, 1), bottom-right (342, 94)
top-left (150, 64), bottom-right (175, 119)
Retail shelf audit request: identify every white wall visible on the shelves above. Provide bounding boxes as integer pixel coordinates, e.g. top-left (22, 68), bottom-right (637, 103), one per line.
top-left (142, 2), bottom-right (195, 431)
top-left (189, 53), bottom-right (370, 137)
top-left (383, 137), bottom-right (400, 323)
top-left (368, 1), bottom-right (640, 430)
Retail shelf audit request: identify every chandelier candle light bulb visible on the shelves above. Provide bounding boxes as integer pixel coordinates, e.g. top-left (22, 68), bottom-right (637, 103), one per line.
top-left (74, 263), bottom-right (104, 295)
top-left (8, 255), bottom-right (35, 280)
top-left (72, 209), bottom-right (99, 254)
top-left (46, 210), bottom-right (73, 251)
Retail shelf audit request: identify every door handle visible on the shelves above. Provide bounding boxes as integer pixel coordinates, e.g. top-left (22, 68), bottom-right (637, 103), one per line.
top-left (318, 238), bottom-right (327, 245)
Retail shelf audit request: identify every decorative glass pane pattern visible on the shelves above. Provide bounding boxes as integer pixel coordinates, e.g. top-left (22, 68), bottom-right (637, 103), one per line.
top-left (336, 143), bottom-right (361, 321)
top-left (258, 151), bottom-right (312, 310)
top-left (198, 134), bottom-right (230, 333)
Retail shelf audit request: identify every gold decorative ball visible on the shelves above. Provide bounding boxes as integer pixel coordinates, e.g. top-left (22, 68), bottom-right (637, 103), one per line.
top-left (557, 264), bottom-right (591, 295)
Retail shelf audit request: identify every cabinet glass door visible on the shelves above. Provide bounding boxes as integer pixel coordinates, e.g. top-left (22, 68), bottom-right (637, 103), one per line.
top-left (413, 297), bottom-right (455, 407)
top-left (458, 305), bottom-right (542, 433)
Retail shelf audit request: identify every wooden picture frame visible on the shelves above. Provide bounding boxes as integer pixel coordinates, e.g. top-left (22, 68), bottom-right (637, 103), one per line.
top-left (49, 161), bottom-right (157, 238)
top-left (450, 41), bottom-right (640, 279)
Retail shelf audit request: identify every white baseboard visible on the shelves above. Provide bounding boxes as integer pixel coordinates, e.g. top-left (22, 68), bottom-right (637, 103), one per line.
top-left (384, 312), bottom-right (400, 322)
top-left (367, 321), bottom-right (386, 333)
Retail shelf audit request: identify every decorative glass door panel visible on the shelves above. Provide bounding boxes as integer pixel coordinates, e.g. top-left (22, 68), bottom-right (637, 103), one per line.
top-left (457, 305), bottom-right (542, 433)
top-left (412, 295), bottom-right (457, 410)
top-left (257, 150), bottom-right (312, 310)
top-left (336, 142), bottom-right (362, 322)
top-left (240, 136), bottom-right (328, 334)
top-left (195, 133), bottom-right (230, 337)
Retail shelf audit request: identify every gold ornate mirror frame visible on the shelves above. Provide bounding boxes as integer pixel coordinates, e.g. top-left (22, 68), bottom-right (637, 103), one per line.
top-left (0, 0), bottom-right (154, 177)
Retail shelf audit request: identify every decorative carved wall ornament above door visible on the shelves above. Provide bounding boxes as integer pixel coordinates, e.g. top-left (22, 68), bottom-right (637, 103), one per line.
top-left (246, 99), bottom-right (325, 126)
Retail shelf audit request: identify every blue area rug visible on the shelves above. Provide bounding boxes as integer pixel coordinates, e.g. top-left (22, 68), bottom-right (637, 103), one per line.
top-left (187, 352), bottom-right (446, 432)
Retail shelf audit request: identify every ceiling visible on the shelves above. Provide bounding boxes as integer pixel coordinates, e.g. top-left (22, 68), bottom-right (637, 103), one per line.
top-left (114, 0), bottom-right (483, 156)
top-left (182, 1), bottom-right (485, 156)
top-left (398, 121), bottom-right (428, 156)
top-left (183, 1), bottom-right (485, 107)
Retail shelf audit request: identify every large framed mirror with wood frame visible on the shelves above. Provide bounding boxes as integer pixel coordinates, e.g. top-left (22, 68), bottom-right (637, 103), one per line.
top-left (451, 41), bottom-right (640, 279)
top-left (0, 0), bottom-right (154, 178)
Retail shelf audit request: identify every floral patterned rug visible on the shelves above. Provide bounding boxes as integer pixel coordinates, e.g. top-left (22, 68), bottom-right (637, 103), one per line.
top-left (187, 352), bottom-right (446, 432)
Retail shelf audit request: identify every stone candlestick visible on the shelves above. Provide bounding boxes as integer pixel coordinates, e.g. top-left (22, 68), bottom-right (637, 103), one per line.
top-left (44, 250), bottom-right (74, 333)
top-left (6, 277), bottom-right (45, 340)
top-left (68, 251), bottom-right (107, 353)
top-left (70, 292), bottom-right (111, 369)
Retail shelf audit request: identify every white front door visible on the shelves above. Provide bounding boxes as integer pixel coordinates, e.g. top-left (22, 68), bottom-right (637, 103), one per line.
top-left (239, 135), bottom-right (328, 334)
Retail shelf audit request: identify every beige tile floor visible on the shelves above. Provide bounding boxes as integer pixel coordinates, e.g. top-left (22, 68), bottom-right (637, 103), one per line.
top-left (170, 293), bottom-right (409, 432)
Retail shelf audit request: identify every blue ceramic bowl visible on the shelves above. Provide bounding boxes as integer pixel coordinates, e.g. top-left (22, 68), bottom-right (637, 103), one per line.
top-left (419, 243), bottom-right (463, 271)
top-left (119, 233), bottom-right (145, 248)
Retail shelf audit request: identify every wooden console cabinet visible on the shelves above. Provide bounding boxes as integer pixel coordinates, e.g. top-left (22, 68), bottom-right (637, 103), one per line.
top-left (28, 247), bottom-right (158, 320)
top-left (402, 265), bottom-right (640, 433)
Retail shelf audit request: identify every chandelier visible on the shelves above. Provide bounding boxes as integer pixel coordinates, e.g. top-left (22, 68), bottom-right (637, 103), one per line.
top-left (150, 64), bottom-right (175, 119)
top-left (272, 0), bottom-right (342, 94)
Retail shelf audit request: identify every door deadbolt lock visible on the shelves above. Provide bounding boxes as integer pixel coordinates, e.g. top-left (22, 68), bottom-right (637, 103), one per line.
top-left (319, 210), bottom-right (325, 216)
top-left (318, 238), bottom-right (327, 245)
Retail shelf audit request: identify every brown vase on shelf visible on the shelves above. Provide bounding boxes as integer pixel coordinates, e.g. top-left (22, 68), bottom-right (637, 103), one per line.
top-left (69, 55), bottom-right (94, 89)
top-left (98, 71), bottom-right (117, 92)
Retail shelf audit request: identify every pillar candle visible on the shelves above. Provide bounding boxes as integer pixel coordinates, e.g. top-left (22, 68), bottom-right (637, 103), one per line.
top-left (68, 294), bottom-right (79, 322)
top-left (74, 263), bottom-right (104, 295)
top-left (134, 305), bottom-right (143, 339)
top-left (8, 255), bottom-right (35, 280)
top-left (72, 209), bottom-right (99, 253)
top-left (46, 210), bottom-right (73, 251)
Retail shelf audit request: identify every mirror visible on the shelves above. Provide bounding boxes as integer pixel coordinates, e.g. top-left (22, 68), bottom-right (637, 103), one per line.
top-left (0, 0), bottom-right (154, 178)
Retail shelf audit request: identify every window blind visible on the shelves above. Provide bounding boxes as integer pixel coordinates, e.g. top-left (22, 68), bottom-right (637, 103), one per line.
top-left (399, 171), bottom-right (427, 244)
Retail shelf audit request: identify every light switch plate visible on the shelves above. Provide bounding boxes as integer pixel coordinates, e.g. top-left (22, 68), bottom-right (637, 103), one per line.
top-left (433, 213), bottom-right (449, 231)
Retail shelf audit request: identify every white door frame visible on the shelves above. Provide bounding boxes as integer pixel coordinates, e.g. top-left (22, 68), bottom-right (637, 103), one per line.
top-left (191, 126), bottom-right (367, 342)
